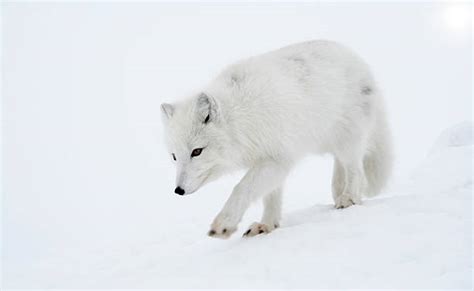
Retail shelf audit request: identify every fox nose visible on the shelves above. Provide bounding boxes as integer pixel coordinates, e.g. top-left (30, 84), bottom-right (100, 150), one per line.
top-left (174, 186), bottom-right (185, 195)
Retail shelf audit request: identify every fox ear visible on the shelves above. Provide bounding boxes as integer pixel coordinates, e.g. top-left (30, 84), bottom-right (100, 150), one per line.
top-left (197, 93), bottom-right (218, 124)
top-left (161, 103), bottom-right (174, 120)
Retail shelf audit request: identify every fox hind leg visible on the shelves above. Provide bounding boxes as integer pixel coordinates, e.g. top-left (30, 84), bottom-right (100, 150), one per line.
top-left (333, 147), bottom-right (367, 209)
top-left (331, 158), bottom-right (345, 204)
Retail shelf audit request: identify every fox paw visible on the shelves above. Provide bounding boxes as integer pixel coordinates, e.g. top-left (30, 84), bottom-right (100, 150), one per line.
top-left (208, 215), bottom-right (237, 239)
top-left (335, 194), bottom-right (361, 209)
top-left (242, 222), bottom-right (278, 237)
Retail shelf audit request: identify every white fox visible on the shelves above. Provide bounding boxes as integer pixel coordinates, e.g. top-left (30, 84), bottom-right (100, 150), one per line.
top-left (161, 40), bottom-right (392, 239)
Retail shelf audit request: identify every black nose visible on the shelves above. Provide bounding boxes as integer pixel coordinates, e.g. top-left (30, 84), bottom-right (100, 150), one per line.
top-left (174, 186), bottom-right (185, 195)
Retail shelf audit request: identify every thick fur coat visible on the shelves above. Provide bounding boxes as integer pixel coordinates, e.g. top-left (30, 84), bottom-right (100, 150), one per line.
top-left (161, 40), bottom-right (393, 238)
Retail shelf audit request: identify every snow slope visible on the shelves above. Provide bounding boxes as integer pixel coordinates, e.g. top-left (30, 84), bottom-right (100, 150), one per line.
top-left (4, 124), bottom-right (472, 289)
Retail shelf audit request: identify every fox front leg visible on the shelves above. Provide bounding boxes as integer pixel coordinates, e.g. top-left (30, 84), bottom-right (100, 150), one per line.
top-left (208, 160), bottom-right (289, 239)
top-left (243, 187), bottom-right (282, 237)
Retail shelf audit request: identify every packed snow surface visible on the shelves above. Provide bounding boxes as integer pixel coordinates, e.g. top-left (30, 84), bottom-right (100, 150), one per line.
top-left (4, 124), bottom-right (472, 289)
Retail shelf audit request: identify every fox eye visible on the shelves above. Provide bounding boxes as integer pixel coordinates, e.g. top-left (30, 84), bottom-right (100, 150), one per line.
top-left (172, 153), bottom-right (176, 161)
top-left (191, 148), bottom-right (203, 157)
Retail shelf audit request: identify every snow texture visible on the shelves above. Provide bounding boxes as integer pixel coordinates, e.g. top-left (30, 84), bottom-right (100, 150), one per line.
top-left (4, 123), bottom-right (472, 288)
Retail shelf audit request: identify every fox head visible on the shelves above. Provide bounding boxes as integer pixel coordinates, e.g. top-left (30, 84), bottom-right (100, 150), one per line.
top-left (161, 93), bottom-right (231, 195)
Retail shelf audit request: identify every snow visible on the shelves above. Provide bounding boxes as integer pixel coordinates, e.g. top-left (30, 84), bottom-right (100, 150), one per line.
top-left (2, 2), bottom-right (472, 289)
top-left (3, 124), bottom-right (472, 288)
top-left (430, 122), bottom-right (473, 156)
top-left (400, 122), bottom-right (473, 194)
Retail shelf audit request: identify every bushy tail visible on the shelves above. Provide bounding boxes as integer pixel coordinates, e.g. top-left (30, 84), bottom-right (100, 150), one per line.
top-left (363, 117), bottom-right (393, 197)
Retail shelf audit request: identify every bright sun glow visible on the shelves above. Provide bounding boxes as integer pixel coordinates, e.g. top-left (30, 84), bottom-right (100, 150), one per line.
top-left (443, 4), bottom-right (472, 32)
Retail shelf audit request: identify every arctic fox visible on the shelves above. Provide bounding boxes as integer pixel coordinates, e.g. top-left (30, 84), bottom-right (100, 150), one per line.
top-left (161, 40), bottom-right (392, 239)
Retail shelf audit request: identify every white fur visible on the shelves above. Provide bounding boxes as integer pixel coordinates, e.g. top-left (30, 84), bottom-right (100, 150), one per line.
top-left (161, 40), bottom-right (393, 238)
